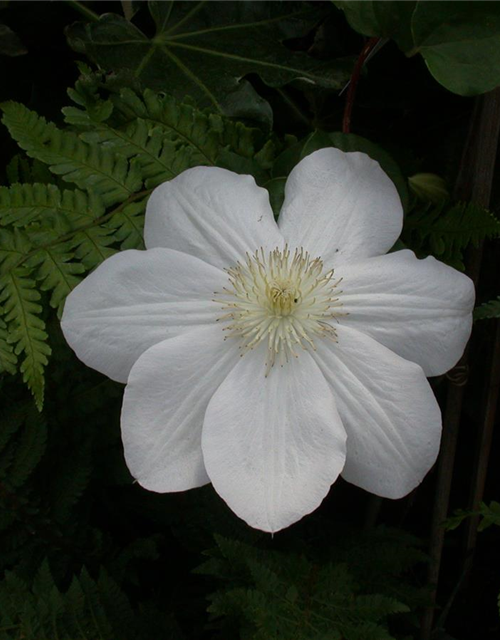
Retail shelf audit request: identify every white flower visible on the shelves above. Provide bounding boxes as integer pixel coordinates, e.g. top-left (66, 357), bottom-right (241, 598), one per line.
top-left (61, 148), bottom-right (474, 533)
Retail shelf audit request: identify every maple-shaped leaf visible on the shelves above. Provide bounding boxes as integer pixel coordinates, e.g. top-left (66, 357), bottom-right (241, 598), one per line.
top-left (66, 0), bottom-right (351, 123)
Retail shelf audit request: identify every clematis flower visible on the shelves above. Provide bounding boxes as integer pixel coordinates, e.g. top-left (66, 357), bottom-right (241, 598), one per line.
top-left (61, 148), bottom-right (474, 533)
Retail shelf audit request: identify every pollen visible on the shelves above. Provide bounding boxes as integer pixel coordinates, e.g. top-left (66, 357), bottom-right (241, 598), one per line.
top-left (214, 246), bottom-right (344, 374)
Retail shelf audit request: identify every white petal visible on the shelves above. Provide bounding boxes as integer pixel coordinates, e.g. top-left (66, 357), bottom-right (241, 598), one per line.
top-left (313, 325), bottom-right (442, 498)
top-left (278, 148), bottom-right (403, 266)
top-left (337, 250), bottom-right (475, 376)
top-left (202, 348), bottom-right (347, 533)
top-left (61, 248), bottom-right (227, 383)
top-left (144, 167), bottom-right (284, 270)
top-left (121, 325), bottom-right (240, 492)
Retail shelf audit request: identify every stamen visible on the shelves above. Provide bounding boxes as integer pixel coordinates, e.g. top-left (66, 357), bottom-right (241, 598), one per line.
top-left (215, 246), bottom-right (344, 372)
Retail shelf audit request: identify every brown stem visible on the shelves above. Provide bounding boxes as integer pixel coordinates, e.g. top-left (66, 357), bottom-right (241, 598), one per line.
top-left (342, 37), bottom-right (380, 135)
top-left (463, 316), bottom-right (500, 570)
top-left (420, 87), bottom-right (500, 640)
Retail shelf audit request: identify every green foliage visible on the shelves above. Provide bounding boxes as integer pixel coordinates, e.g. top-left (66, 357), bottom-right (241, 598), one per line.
top-left (410, 1), bottom-right (500, 96)
top-left (0, 264), bottom-right (51, 410)
top-left (445, 501), bottom-right (500, 532)
top-left (66, 1), bottom-right (352, 124)
top-left (0, 73), bottom-right (274, 407)
top-left (334, 0), bottom-right (500, 96)
top-left (333, 1), bottom-right (416, 51)
top-left (401, 201), bottom-right (500, 270)
top-left (474, 297), bottom-right (500, 321)
top-left (0, 101), bottom-right (143, 207)
top-left (0, 560), bottom-right (167, 640)
top-left (197, 529), bottom-right (426, 640)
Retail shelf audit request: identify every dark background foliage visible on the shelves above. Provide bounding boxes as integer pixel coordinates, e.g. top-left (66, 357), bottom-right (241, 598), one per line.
top-left (0, 2), bottom-right (499, 639)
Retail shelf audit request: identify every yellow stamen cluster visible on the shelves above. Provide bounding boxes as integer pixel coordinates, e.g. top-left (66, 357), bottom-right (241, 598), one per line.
top-left (215, 246), bottom-right (343, 374)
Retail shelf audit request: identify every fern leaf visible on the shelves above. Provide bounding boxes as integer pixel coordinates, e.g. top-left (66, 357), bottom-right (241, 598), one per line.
top-left (70, 225), bottom-right (117, 270)
top-left (0, 316), bottom-right (17, 374)
top-left (0, 185), bottom-right (115, 274)
top-left (403, 201), bottom-right (500, 270)
top-left (77, 116), bottom-right (194, 189)
top-left (27, 244), bottom-right (84, 314)
top-left (50, 449), bottom-right (92, 523)
top-left (106, 199), bottom-right (146, 250)
top-left (0, 227), bottom-right (32, 272)
top-left (0, 268), bottom-right (51, 410)
top-left (474, 296), bottom-right (500, 320)
top-left (6, 155), bottom-right (54, 186)
top-left (2, 411), bottom-right (46, 491)
top-left (0, 183), bottom-right (104, 228)
top-left (1, 101), bottom-right (142, 207)
top-left (0, 405), bottom-right (24, 458)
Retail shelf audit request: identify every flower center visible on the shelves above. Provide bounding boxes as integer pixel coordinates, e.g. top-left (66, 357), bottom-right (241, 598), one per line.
top-left (215, 246), bottom-right (343, 374)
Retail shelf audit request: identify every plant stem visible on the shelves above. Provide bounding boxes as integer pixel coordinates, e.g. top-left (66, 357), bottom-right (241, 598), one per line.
top-left (463, 315), bottom-right (500, 570)
top-left (419, 86), bottom-right (500, 640)
top-left (63, 0), bottom-right (100, 22)
top-left (342, 37), bottom-right (380, 134)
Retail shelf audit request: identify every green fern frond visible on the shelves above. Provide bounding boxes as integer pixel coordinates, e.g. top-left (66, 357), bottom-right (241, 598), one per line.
top-left (1, 102), bottom-right (142, 207)
top-left (5, 412), bottom-right (47, 490)
top-left (70, 225), bottom-right (117, 270)
top-left (74, 114), bottom-right (195, 189)
top-left (203, 536), bottom-right (407, 640)
top-left (68, 87), bottom-right (258, 168)
top-left (0, 562), bottom-right (137, 640)
top-left (27, 244), bottom-right (84, 314)
top-left (403, 201), bottom-right (500, 270)
top-left (0, 268), bottom-right (51, 410)
top-left (0, 406), bottom-right (24, 457)
top-left (91, 88), bottom-right (223, 165)
top-left (106, 200), bottom-right (146, 250)
top-left (0, 183), bottom-right (105, 228)
top-left (474, 296), bottom-right (500, 320)
top-left (6, 155), bottom-right (54, 186)
top-left (0, 317), bottom-right (17, 374)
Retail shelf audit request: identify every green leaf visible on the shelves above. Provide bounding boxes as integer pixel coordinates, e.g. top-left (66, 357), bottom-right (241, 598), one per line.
top-left (65, 1), bottom-right (351, 122)
top-left (0, 183), bottom-right (104, 228)
top-left (408, 172), bottom-right (449, 204)
top-left (333, 1), bottom-right (416, 51)
top-left (478, 501), bottom-right (500, 531)
top-left (5, 412), bottom-right (47, 490)
top-left (27, 242), bottom-right (84, 314)
top-left (1, 102), bottom-right (142, 207)
top-left (402, 201), bottom-right (500, 270)
top-left (70, 225), bottom-right (117, 270)
top-left (0, 316), bottom-right (17, 374)
top-left (411, 1), bottom-right (500, 96)
top-left (106, 199), bottom-right (146, 250)
top-left (334, 0), bottom-right (500, 97)
top-left (474, 296), bottom-right (500, 321)
top-left (0, 268), bottom-right (51, 410)
top-left (0, 22), bottom-right (27, 56)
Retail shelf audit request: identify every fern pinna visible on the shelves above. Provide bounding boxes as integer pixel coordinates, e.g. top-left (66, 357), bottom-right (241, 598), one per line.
top-left (0, 72), bottom-right (273, 410)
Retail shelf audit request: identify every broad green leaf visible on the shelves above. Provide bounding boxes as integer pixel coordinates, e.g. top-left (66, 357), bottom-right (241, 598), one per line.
top-left (411, 1), bottom-right (500, 96)
top-left (66, 1), bottom-right (351, 122)
top-left (0, 22), bottom-right (27, 57)
top-left (333, 1), bottom-right (416, 51)
top-left (408, 173), bottom-right (449, 203)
